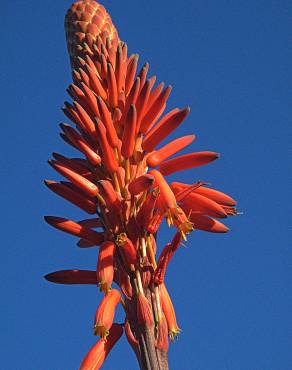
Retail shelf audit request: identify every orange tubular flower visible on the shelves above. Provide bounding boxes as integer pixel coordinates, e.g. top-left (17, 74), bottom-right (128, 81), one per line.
top-left (45, 1), bottom-right (239, 369)
top-left (153, 232), bottom-right (182, 285)
top-left (159, 151), bottom-right (219, 176)
top-left (94, 289), bottom-right (121, 338)
top-left (97, 180), bottom-right (121, 212)
top-left (95, 120), bottom-right (118, 173)
top-left (160, 284), bottom-right (181, 340)
top-left (142, 107), bottom-right (190, 152)
top-left (190, 214), bottom-right (230, 233)
top-left (147, 135), bottom-right (196, 168)
top-left (44, 180), bottom-right (97, 214)
top-left (79, 323), bottom-right (123, 370)
top-left (48, 160), bottom-right (99, 197)
top-left (45, 269), bottom-right (98, 285)
top-left (149, 169), bottom-right (177, 210)
top-left (172, 182), bottom-right (237, 206)
top-left (44, 216), bottom-right (104, 245)
top-left (121, 104), bottom-right (137, 158)
top-left (180, 192), bottom-right (228, 218)
top-left (97, 241), bottom-right (115, 293)
top-left (140, 85), bottom-right (172, 134)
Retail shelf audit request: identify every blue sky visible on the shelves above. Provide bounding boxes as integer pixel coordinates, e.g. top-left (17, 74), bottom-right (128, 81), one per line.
top-left (1, 0), bottom-right (291, 369)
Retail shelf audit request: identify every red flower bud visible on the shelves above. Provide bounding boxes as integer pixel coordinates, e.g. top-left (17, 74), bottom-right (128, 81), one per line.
top-left (44, 216), bottom-right (104, 245)
top-left (116, 233), bottom-right (137, 266)
top-left (45, 269), bottom-right (97, 285)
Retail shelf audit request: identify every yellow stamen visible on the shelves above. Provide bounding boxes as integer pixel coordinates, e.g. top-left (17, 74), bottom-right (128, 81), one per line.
top-left (180, 230), bottom-right (187, 241)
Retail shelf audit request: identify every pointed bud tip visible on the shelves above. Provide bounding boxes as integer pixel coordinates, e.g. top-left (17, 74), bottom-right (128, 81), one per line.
top-left (44, 179), bottom-right (55, 186)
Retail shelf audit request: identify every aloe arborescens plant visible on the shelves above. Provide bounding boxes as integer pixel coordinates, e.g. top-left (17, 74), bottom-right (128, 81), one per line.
top-left (44, 1), bottom-right (238, 369)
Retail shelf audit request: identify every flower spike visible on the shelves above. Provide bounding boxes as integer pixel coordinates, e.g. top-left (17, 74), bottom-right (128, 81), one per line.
top-left (46, 2), bottom-right (239, 368)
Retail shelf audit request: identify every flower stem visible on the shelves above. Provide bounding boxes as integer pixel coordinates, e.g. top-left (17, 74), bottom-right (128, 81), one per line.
top-left (126, 288), bottom-right (169, 370)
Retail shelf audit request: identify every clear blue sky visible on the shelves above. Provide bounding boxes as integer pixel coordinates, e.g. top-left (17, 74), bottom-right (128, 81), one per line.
top-left (1, 1), bottom-right (291, 369)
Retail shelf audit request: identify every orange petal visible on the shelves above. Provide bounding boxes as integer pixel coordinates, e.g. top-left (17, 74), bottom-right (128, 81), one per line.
top-left (190, 214), bottom-right (229, 233)
top-left (48, 160), bottom-right (99, 197)
top-left (142, 107), bottom-right (190, 152)
top-left (147, 135), bottom-right (195, 168)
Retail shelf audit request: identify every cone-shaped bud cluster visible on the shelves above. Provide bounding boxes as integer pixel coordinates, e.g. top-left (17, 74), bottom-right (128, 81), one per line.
top-left (45, 0), bottom-right (239, 367)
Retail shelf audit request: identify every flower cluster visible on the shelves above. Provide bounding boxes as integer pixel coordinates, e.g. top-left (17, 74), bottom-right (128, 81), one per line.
top-left (44, 1), bottom-right (238, 369)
